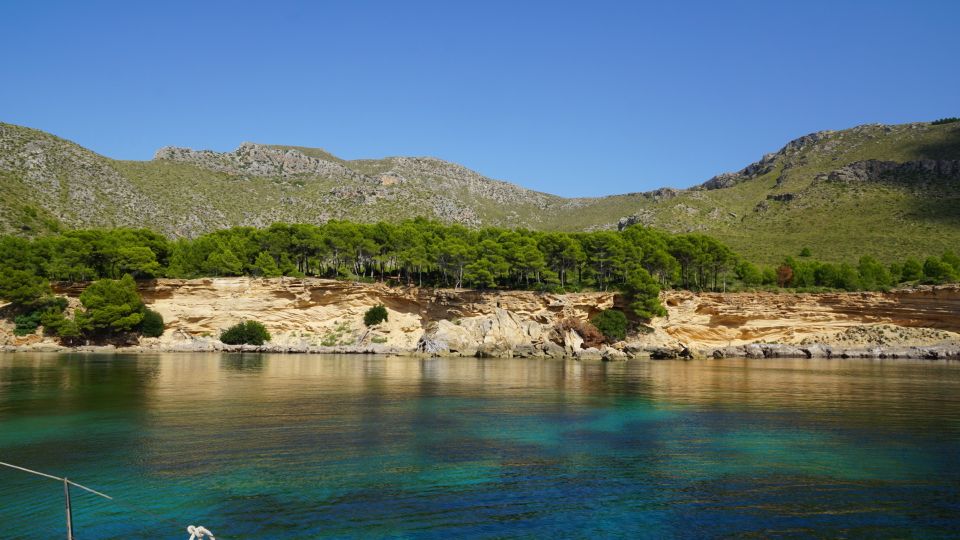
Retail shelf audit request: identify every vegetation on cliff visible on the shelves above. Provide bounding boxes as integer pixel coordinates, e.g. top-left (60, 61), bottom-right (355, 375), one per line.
top-left (2, 220), bottom-right (958, 343)
top-left (220, 321), bottom-right (271, 346)
top-left (364, 305), bottom-right (389, 327)
top-left (0, 268), bottom-right (164, 343)
top-left (591, 310), bottom-right (628, 342)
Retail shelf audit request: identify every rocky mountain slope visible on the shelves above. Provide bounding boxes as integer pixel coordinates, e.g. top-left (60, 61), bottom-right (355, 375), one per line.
top-left (1, 119), bottom-right (958, 263)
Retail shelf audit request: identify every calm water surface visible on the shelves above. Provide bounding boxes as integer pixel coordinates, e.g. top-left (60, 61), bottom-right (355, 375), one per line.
top-left (0, 353), bottom-right (958, 539)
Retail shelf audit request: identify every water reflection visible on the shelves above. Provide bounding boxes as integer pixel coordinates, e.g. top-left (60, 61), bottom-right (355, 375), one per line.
top-left (0, 353), bottom-right (958, 539)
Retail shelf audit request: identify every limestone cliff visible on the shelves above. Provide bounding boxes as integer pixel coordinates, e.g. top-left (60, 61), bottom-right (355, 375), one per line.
top-left (2, 278), bottom-right (958, 359)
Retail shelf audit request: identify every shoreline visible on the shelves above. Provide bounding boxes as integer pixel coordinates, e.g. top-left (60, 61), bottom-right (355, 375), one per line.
top-left (3, 340), bottom-right (959, 360)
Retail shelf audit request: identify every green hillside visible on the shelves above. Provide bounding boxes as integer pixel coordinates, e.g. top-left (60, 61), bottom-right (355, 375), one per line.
top-left (1, 120), bottom-right (958, 264)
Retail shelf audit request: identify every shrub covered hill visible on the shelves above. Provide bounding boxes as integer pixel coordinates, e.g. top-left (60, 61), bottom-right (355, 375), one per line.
top-left (1, 119), bottom-right (958, 264)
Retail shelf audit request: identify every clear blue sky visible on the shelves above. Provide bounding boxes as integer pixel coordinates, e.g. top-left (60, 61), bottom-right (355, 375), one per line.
top-left (1, 1), bottom-right (957, 197)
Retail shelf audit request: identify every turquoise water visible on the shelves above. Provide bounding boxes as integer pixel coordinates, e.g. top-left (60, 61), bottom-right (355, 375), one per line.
top-left (1, 354), bottom-right (959, 539)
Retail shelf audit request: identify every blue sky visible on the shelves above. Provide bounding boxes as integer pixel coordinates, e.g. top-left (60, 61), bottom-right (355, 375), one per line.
top-left (1, 1), bottom-right (957, 197)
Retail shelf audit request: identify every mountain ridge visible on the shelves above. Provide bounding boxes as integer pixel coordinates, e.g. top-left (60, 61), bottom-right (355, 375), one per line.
top-left (1, 119), bottom-right (958, 263)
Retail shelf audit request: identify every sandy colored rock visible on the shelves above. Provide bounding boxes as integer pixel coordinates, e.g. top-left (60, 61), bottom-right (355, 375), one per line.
top-left (648, 286), bottom-right (960, 353)
top-left (0, 278), bottom-right (955, 358)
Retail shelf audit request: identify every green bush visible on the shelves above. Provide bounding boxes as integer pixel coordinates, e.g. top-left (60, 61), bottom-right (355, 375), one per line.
top-left (736, 261), bottom-right (763, 286)
top-left (931, 117), bottom-right (959, 125)
top-left (0, 268), bottom-right (49, 307)
top-left (923, 257), bottom-right (958, 283)
top-left (364, 304), bottom-right (388, 327)
top-left (12, 297), bottom-right (69, 336)
top-left (591, 309), bottom-right (628, 342)
top-left (75, 275), bottom-right (145, 336)
top-left (13, 312), bottom-right (42, 336)
top-left (140, 309), bottom-right (165, 338)
top-left (220, 320), bottom-right (271, 345)
top-left (40, 309), bottom-right (66, 334)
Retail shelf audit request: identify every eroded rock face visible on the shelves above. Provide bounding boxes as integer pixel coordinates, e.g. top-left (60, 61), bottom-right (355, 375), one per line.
top-left (7, 278), bottom-right (959, 358)
top-left (652, 287), bottom-right (960, 355)
top-left (42, 278), bottom-right (617, 357)
top-left (418, 320), bottom-right (476, 356)
top-left (418, 308), bottom-right (550, 357)
top-left (155, 143), bottom-right (368, 181)
top-left (816, 159), bottom-right (960, 184)
top-left (562, 329), bottom-right (584, 354)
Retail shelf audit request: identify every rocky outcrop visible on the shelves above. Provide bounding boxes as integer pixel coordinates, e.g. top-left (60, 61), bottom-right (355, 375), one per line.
top-left (617, 212), bottom-right (652, 230)
top-left (616, 189), bottom-right (683, 230)
top-left (711, 342), bottom-right (960, 360)
top-left (6, 278), bottom-right (959, 359)
top-left (153, 146), bottom-right (558, 221)
top-left (417, 308), bottom-right (550, 357)
top-left (700, 152), bottom-right (778, 190)
top-left (816, 159), bottom-right (960, 184)
top-left (698, 131), bottom-right (835, 191)
top-left (155, 143), bottom-right (370, 181)
top-left (652, 287), bottom-right (960, 357)
top-left (384, 157), bottom-right (556, 209)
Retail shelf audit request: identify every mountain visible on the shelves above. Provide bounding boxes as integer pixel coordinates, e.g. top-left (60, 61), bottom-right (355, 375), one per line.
top-left (1, 120), bottom-right (958, 264)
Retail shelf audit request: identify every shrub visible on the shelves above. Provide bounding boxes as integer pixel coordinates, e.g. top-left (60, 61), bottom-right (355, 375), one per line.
top-left (55, 320), bottom-right (81, 342)
top-left (40, 309), bottom-right (66, 334)
top-left (923, 257), bottom-right (958, 283)
top-left (931, 117), bottom-right (959, 125)
top-left (12, 296), bottom-right (70, 336)
top-left (555, 318), bottom-right (605, 349)
top-left (364, 304), bottom-right (388, 327)
top-left (13, 312), bottom-right (42, 336)
top-left (900, 257), bottom-right (923, 281)
top-left (591, 309), bottom-right (628, 342)
top-left (37, 307), bottom-right (81, 342)
top-left (736, 261), bottom-right (763, 287)
top-left (75, 275), bottom-right (145, 335)
top-left (140, 309), bottom-right (165, 338)
top-left (220, 320), bottom-right (271, 345)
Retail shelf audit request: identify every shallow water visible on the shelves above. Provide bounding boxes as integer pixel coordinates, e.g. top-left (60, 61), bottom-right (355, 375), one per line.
top-left (1, 353), bottom-right (958, 539)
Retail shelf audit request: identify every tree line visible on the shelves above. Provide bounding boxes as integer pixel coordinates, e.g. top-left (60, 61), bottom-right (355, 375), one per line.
top-left (0, 220), bottom-right (738, 289)
top-left (1, 220), bottom-right (958, 336)
top-left (737, 252), bottom-right (960, 291)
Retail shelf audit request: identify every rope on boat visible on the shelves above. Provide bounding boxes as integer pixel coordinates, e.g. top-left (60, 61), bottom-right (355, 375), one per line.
top-left (187, 525), bottom-right (216, 539)
top-left (0, 460), bottom-right (216, 539)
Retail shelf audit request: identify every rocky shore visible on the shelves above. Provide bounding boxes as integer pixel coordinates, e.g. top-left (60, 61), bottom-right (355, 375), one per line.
top-left (2, 278), bottom-right (959, 360)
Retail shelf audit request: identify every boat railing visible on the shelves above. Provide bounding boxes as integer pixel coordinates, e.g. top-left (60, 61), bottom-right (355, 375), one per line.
top-left (0, 460), bottom-right (216, 539)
